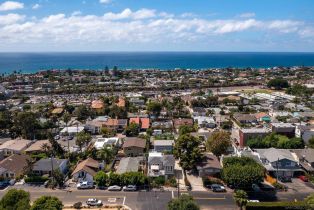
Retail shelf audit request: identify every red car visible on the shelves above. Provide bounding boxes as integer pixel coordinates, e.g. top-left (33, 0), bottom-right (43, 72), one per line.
top-left (299, 175), bottom-right (309, 182)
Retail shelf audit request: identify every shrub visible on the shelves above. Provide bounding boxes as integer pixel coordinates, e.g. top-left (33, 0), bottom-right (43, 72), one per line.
top-left (165, 177), bottom-right (177, 187)
top-left (73, 202), bottom-right (82, 209)
top-left (202, 177), bottom-right (223, 187)
top-left (24, 176), bottom-right (49, 183)
top-left (272, 182), bottom-right (287, 191)
top-left (246, 201), bottom-right (306, 210)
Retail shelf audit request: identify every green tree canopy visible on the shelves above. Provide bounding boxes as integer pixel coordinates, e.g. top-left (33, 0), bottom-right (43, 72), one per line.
top-left (94, 171), bottom-right (108, 187)
top-left (146, 101), bottom-right (162, 116)
top-left (178, 125), bottom-right (195, 135)
top-left (174, 134), bottom-right (203, 170)
top-left (267, 78), bottom-right (289, 90)
top-left (76, 131), bottom-right (92, 151)
top-left (222, 157), bottom-right (264, 189)
top-left (12, 111), bottom-right (39, 139)
top-left (247, 133), bottom-right (304, 149)
top-left (0, 189), bottom-right (31, 210)
top-left (125, 122), bottom-right (140, 137)
top-left (233, 190), bottom-right (248, 210)
top-left (206, 131), bottom-right (231, 157)
top-left (31, 196), bottom-right (63, 210)
top-left (167, 194), bottom-right (200, 210)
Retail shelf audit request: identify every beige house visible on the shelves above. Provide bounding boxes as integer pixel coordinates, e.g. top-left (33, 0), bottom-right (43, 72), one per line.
top-left (0, 140), bottom-right (32, 157)
top-left (123, 137), bottom-right (146, 157)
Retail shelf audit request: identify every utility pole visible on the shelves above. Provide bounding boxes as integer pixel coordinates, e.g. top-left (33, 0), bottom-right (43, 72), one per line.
top-left (276, 157), bottom-right (279, 182)
top-left (50, 152), bottom-right (55, 185)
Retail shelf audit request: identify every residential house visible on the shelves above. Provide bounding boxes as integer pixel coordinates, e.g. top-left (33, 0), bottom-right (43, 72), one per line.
top-left (72, 158), bottom-right (100, 182)
top-left (153, 140), bottom-right (174, 153)
top-left (148, 152), bottom-right (175, 178)
top-left (32, 158), bottom-right (68, 176)
top-left (173, 118), bottom-right (194, 130)
top-left (295, 125), bottom-right (314, 144)
top-left (238, 128), bottom-right (271, 147)
top-left (293, 148), bottom-right (314, 174)
top-left (116, 157), bottom-right (144, 174)
top-left (192, 107), bottom-right (207, 117)
top-left (103, 119), bottom-right (128, 132)
top-left (254, 112), bottom-right (271, 123)
top-left (193, 116), bottom-right (216, 128)
top-left (0, 154), bottom-right (30, 179)
top-left (129, 117), bottom-right (150, 131)
top-left (60, 126), bottom-right (85, 136)
top-left (196, 154), bottom-right (222, 177)
top-left (25, 140), bottom-right (51, 155)
top-left (123, 137), bottom-right (146, 157)
top-left (151, 120), bottom-right (173, 131)
top-left (255, 148), bottom-right (302, 178)
top-left (271, 123), bottom-right (296, 138)
top-left (0, 140), bottom-right (32, 157)
top-left (91, 100), bottom-right (104, 112)
top-left (233, 113), bottom-right (257, 125)
top-left (117, 98), bottom-right (126, 108)
top-left (94, 137), bottom-right (120, 150)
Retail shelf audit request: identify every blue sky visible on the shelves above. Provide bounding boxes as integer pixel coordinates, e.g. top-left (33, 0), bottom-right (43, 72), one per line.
top-left (0, 0), bottom-right (314, 51)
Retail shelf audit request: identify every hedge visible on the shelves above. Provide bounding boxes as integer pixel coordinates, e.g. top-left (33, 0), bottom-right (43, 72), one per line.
top-left (246, 201), bottom-right (306, 210)
top-left (24, 176), bottom-right (49, 183)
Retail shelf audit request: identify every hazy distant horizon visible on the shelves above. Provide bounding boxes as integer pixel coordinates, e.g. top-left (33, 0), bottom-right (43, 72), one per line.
top-left (0, 52), bottom-right (314, 74)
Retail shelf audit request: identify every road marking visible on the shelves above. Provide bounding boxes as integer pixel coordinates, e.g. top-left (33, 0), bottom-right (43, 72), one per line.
top-left (123, 196), bottom-right (126, 205)
top-left (76, 196), bottom-right (124, 198)
top-left (172, 191), bottom-right (174, 198)
top-left (193, 197), bottom-right (226, 200)
top-left (108, 198), bottom-right (116, 203)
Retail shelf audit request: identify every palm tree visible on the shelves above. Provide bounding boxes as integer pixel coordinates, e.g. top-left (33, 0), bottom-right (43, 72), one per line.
top-left (23, 158), bottom-right (35, 176)
top-left (97, 146), bottom-right (114, 165)
top-left (233, 190), bottom-right (248, 210)
top-left (41, 143), bottom-right (51, 157)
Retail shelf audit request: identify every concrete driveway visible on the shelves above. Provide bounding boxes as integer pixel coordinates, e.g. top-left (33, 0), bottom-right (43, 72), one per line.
top-left (186, 171), bottom-right (207, 192)
top-left (283, 178), bottom-right (314, 193)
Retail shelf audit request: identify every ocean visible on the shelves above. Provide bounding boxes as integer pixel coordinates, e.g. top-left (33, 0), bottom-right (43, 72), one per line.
top-left (0, 52), bottom-right (314, 74)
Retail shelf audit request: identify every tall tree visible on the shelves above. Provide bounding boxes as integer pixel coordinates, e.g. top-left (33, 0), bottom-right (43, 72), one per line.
top-left (174, 134), bottom-right (203, 170)
top-left (0, 189), bottom-right (31, 210)
top-left (97, 146), bottom-right (114, 165)
top-left (206, 131), bottom-right (231, 157)
top-left (233, 190), bottom-right (248, 210)
top-left (76, 131), bottom-right (92, 151)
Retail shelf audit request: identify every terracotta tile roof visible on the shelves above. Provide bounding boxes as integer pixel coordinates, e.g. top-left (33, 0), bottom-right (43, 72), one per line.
top-left (173, 118), bottom-right (193, 128)
top-left (123, 137), bottom-right (146, 149)
top-left (91, 100), bottom-right (104, 109)
top-left (51, 108), bottom-right (64, 114)
top-left (117, 98), bottom-right (126, 107)
top-left (130, 117), bottom-right (140, 124)
top-left (140, 118), bottom-right (150, 129)
top-left (254, 112), bottom-right (270, 119)
top-left (71, 158), bottom-right (99, 176)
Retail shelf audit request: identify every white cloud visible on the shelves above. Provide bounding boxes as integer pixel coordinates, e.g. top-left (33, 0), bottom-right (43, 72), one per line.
top-left (0, 8), bottom-right (311, 48)
top-left (71, 11), bottom-right (82, 16)
top-left (0, 1), bottom-right (24, 11)
top-left (103, 8), bottom-right (156, 20)
top-left (0, 13), bottom-right (24, 25)
top-left (238, 12), bottom-right (256, 18)
top-left (99, 0), bottom-right (111, 4)
top-left (32, 4), bottom-right (40, 10)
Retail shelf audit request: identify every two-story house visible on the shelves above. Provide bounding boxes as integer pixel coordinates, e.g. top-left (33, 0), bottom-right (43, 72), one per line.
top-left (148, 152), bottom-right (175, 178)
top-left (122, 137), bottom-right (146, 157)
top-left (255, 148), bottom-right (302, 178)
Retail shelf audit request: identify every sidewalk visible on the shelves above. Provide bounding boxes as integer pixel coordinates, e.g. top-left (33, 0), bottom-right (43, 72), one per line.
top-left (174, 160), bottom-right (187, 191)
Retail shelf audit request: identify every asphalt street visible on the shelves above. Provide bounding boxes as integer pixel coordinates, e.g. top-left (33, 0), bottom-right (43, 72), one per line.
top-left (0, 185), bottom-right (311, 210)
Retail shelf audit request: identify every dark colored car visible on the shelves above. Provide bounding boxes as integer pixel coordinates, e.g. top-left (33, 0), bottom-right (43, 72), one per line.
top-left (211, 184), bottom-right (226, 192)
top-left (279, 176), bottom-right (292, 183)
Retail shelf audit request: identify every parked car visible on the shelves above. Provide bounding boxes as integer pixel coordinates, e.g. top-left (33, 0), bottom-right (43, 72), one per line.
top-left (86, 198), bottom-right (102, 206)
top-left (279, 176), bottom-right (292, 183)
top-left (299, 175), bottom-right (309, 182)
top-left (0, 181), bottom-right (9, 190)
top-left (54, 135), bottom-right (60, 140)
top-left (77, 181), bottom-right (94, 189)
top-left (67, 135), bottom-right (74, 140)
top-left (123, 185), bottom-right (137, 191)
top-left (211, 184), bottom-right (226, 192)
top-left (108, 185), bottom-right (122, 191)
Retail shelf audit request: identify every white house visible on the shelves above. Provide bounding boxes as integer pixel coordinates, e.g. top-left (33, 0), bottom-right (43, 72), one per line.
top-left (148, 152), bottom-right (175, 178)
top-left (71, 158), bottom-right (100, 183)
top-left (94, 137), bottom-right (120, 150)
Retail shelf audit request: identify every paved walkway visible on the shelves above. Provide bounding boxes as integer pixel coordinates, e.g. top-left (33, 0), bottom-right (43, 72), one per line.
top-left (185, 171), bottom-right (207, 192)
top-left (174, 160), bottom-right (187, 191)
